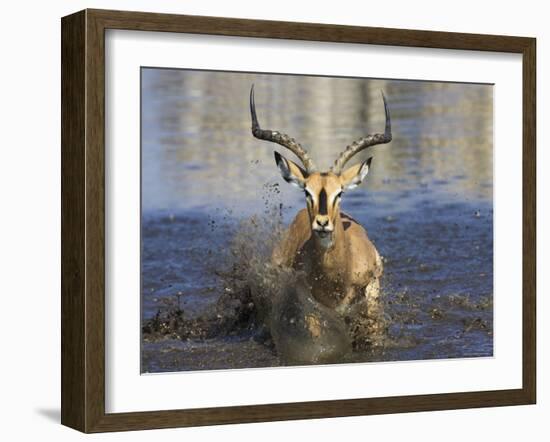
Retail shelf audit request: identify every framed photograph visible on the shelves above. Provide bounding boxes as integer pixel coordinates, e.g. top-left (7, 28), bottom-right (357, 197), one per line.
top-left (61, 9), bottom-right (536, 432)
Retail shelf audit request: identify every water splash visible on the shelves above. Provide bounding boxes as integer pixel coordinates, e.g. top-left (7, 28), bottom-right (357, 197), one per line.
top-left (215, 185), bottom-right (389, 363)
top-left (143, 184), bottom-right (389, 365)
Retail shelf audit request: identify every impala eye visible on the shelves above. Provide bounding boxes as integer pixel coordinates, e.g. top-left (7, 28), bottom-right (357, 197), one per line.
top-left (304, 190), bottom-right (313, 202)
top-left (336, 191), bottom-right (343, 199)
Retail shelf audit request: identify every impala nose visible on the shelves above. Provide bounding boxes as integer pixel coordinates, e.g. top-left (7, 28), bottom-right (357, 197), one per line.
top-left (313, 216), bottom-right (332, 232)
top-left (317, 219), bottom-right (329, 228)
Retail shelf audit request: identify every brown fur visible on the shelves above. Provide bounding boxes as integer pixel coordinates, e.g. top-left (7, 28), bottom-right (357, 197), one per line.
top-left (272, 207), bottom-right (382, 310)
top-left (272, 155), bottom-right (383, 321)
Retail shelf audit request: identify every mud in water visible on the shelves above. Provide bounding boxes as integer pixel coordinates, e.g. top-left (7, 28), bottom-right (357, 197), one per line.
top-left (140, 70), bottom-right (493, 373)
top-left (141, 196), bottom-right (493, 372)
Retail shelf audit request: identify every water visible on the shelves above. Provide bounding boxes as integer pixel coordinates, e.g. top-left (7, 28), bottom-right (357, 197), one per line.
top-left (140, 68), bottom-right (493, 373)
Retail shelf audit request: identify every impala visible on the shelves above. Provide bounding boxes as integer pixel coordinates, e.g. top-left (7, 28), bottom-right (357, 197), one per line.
top-left (250, 85), bottom-right (392, 319)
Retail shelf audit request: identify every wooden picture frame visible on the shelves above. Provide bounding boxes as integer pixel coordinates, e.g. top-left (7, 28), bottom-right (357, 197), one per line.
top-left (61, 8), bottom-right (536, 433)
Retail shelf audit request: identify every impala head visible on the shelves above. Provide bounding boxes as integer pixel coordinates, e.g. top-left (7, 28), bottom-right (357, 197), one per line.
top-left (250, 85), bottom-right (392, 249)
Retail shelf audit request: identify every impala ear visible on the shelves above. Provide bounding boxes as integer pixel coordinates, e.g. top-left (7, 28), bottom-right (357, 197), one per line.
top-left (274, 151), bottom-right (307, 189)
top-left (341, 157), bottom-right (372, 190)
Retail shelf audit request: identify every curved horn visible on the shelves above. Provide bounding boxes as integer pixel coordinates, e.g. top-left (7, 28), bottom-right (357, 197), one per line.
top-left (331, 92), bottom-right (392, 174)
top-left (250, 85), bottom-right (316, 172)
